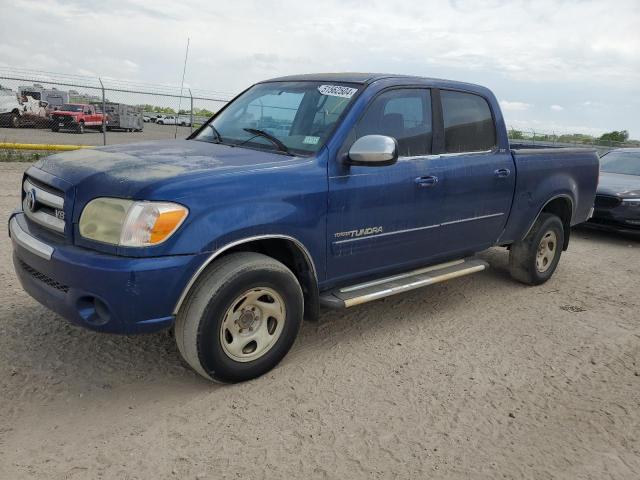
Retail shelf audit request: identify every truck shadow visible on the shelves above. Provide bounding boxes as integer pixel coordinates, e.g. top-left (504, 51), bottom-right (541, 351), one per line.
top-left (5, 248), bottom-right (518, 395)
top-left (572, 225), bottom-right (640, 245)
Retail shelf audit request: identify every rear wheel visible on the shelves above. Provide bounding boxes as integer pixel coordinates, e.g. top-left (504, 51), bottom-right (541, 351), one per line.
top-left (175, 252), bottom-right (303, 383)
top-left (509, 213), bottom-right (564, 285)
top-left (51, 125), bottom-right (59, 132)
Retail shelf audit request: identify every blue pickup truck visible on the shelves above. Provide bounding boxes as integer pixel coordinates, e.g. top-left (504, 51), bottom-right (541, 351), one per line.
top-left (9, 73), bottom-right (599, 382)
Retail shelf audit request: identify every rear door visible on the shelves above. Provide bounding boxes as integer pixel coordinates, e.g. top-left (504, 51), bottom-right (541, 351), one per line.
top-left (433, 89), bottom-right (515, 255)
top-left (327, 87), bottom-right (446, 283)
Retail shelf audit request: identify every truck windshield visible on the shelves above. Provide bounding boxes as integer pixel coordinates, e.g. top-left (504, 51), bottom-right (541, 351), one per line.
top-left (59, 105), bottom-right (84, 112)
top-left (194, 81), bottom-right (360, 155)
top-left (600, 150), bottom-right (640, 176)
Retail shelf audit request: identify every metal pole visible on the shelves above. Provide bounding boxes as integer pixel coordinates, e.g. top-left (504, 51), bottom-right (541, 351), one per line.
top-left (175, 37), bottom-right (190, 139)
top-left (189, 88), bottom-right (194, 134)
top-left (98, 77), bottom-right (106, 146)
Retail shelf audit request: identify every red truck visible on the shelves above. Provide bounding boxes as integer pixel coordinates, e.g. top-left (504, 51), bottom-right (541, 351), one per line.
top-left (50, 104), bottom-right (107, 133)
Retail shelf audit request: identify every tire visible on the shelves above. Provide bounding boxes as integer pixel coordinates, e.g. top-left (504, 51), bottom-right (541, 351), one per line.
top-left (77, 121), bottom-right (85, 134)
top-left (175, 252), bottom-right (304, 383)
top-left (51, 126), bottom-right (59, 132)
top-left (10, 111), bottom-right (20, 128)
top-left (509, 213), bottom-right (564, 285)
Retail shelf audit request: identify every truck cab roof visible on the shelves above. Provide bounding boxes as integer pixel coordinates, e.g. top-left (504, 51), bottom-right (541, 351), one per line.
top-left (260, 72), bottom-right (490, 94)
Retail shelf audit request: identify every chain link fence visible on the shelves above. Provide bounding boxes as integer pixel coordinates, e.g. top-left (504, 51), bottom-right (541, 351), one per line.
top-left (507, 126), bottom-right (639, 154)
top-left (0, 68), bottom-right (232, 148)
top-left (1, 68), bottom-right (637, 156)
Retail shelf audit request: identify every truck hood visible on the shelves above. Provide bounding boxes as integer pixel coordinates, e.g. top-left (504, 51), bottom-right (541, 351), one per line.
top-left (0, 98), bottom-right (20, 111)
top-left (34, 139), bottom-right (305, 198)
top-left (597, 171), bottom-right (640, 197)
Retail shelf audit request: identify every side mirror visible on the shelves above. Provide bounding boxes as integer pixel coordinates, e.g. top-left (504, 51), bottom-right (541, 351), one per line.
top-left (347, 135), bottom-right (398, 166)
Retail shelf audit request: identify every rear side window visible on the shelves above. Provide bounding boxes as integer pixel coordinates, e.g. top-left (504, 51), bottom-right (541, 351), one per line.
top-left (441, 90), bottom-right (496, 153)
top-left (356, 89), bottom-right (432, 156)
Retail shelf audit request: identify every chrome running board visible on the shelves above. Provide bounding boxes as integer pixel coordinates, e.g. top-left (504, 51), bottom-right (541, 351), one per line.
top-left (319, 258), bottom-right (488, 308)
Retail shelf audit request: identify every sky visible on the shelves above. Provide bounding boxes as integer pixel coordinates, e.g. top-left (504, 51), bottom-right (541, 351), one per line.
top-left (1, 0), bottom-right (639, 138)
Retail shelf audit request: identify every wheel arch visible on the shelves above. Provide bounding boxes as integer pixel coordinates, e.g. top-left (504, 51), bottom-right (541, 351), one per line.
top-left (174, 235), bottom-right (319, 321)
top-left (524, 195), bottom-right (574, 250)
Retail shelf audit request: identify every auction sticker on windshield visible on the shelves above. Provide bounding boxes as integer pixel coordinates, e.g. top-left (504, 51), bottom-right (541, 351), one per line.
top-left (318, 85), bottom-right (358, 98)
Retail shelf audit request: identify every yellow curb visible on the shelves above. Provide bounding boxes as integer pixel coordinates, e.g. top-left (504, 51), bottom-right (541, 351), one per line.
top-left (0, 143), bottom-right (94, 151)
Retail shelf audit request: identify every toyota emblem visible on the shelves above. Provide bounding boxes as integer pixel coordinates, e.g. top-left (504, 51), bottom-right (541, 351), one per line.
top-left (26, 189), bottom-right (36, 212)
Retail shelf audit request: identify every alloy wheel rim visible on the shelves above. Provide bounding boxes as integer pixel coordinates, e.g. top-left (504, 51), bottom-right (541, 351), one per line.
top-left (536, 230), bottom-right (557, 273)
top-left (220, 287), bottom-right (286, 362)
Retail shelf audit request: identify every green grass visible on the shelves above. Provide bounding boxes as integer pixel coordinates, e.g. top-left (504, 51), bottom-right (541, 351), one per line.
top-left (0, 150), bottom-right (47, 162)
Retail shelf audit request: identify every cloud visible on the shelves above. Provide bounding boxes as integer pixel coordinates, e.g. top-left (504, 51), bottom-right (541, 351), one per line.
top-left (550, 105), bottom-right (564, 112)
top-left (0, 0), bottom-right (638, 136)
top-left (500, 100), bottom-right (532, 111)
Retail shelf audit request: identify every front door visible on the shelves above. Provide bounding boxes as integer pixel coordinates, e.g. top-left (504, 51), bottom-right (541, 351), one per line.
top-left (327, 88), bottom-right (445, 284)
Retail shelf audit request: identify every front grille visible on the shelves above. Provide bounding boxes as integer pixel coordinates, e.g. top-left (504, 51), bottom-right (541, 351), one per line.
top-left (18, 259), bottom-right (69, 293)
top-left (22, 175), bottom-right (66, 235)
top-left (594, 195), bottom-right (622, 209)
top-left (52, 115), bottom-right (75, 124)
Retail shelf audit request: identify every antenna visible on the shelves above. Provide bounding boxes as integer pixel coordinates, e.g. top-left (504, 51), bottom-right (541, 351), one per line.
top-left (175, 37), bottom-right (190, 139)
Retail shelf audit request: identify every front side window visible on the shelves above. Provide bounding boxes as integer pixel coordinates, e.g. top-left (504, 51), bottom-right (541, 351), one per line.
top-left (442, 90), bottom-right (496, 153)
top-left (355, 89), bottom-right (432, 156)
top-left (194, 81), bottom-right (360, 155)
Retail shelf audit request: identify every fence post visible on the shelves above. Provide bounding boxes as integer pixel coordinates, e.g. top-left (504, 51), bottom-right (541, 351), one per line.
top-left (189, 89), bottom-right (194, 134)
top-left (98, 77), bottom-right (106, 146)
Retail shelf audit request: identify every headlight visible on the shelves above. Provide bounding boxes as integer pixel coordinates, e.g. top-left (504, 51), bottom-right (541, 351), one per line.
top-left (79, 198), bottom-right (188, 247)
top-left (621, 198), bottom-right (640, 207)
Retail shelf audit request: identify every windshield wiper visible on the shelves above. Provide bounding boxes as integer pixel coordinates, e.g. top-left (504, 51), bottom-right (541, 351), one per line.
top-left (206, 124), bottom-right (223, 143)
top-left (242, 128), bottom-right (292, 155)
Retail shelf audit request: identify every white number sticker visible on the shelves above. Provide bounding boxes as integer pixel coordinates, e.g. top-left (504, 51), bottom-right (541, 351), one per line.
top-left (303, 136), bottom-right (320, 145)
top-left (318, 85), bottom-right (358, 98)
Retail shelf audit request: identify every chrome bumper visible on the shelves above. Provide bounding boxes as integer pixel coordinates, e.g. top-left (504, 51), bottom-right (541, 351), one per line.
top-left (9, 215), bottom-right (54, 260)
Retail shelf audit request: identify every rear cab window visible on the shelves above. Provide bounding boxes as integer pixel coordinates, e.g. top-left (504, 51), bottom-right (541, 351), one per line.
top-left (441, 90), bottom-right (496, 153)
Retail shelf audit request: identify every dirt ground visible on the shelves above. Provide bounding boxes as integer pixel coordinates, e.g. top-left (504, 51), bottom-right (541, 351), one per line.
top-left (0, 122), bottom-right (192, 147)
top-left (0, 161), bottom-right (638, 479)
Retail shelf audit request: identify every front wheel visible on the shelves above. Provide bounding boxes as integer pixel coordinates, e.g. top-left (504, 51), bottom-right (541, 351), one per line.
top-left (10, 112), bottom-right (20, 128)
top-left (175, 252), bottom-right (303, 383)
top-left (509, 213), bottom-right (564, 285)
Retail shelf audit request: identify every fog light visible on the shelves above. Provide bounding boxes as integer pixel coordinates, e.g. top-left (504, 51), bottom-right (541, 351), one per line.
top-left (77, 296), bottom-right (111, 326)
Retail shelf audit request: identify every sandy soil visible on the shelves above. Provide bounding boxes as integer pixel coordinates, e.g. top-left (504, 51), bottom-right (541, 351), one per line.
top-left (0, 161), bottom-right (638, 479)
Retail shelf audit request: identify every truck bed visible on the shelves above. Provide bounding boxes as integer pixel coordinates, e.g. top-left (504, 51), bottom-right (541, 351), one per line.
top-left (498, 147), bottom-right (599, 245)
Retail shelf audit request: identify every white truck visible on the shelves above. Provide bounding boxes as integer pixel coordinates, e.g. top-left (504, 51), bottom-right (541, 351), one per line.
top-left (0, 89), bottom-right (23, 128)
top-left (156, 114), bottom-right (192, 126)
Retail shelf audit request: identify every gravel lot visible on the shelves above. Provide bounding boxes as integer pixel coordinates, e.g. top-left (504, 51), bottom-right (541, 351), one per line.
top-left (0, 161), bottom-right (639, 479)
top-left (0, 122), bottom-right (193, 146)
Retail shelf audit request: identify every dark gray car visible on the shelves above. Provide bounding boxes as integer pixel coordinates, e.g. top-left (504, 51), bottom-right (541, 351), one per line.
top-left (589, 148), bottom-right (640, 233)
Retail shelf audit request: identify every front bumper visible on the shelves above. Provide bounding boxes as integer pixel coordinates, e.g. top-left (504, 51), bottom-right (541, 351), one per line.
top-left (588, 202), bottom-right (640, 235)
top-left (9, 213), bottom-right (207, 334)
top-left (51, 116), bottom-right (79, 129)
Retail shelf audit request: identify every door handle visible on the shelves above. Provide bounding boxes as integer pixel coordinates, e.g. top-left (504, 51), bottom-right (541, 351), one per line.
top-left (494, 168), bottom-right (511, 178)
top-left (415, 175), bottom-right (438, 187)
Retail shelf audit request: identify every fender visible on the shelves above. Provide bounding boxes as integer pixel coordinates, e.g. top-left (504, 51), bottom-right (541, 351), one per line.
top-left (172, 234), bottom-right (318, 315)
top-left (522, 193), bottom-right (574, 240)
